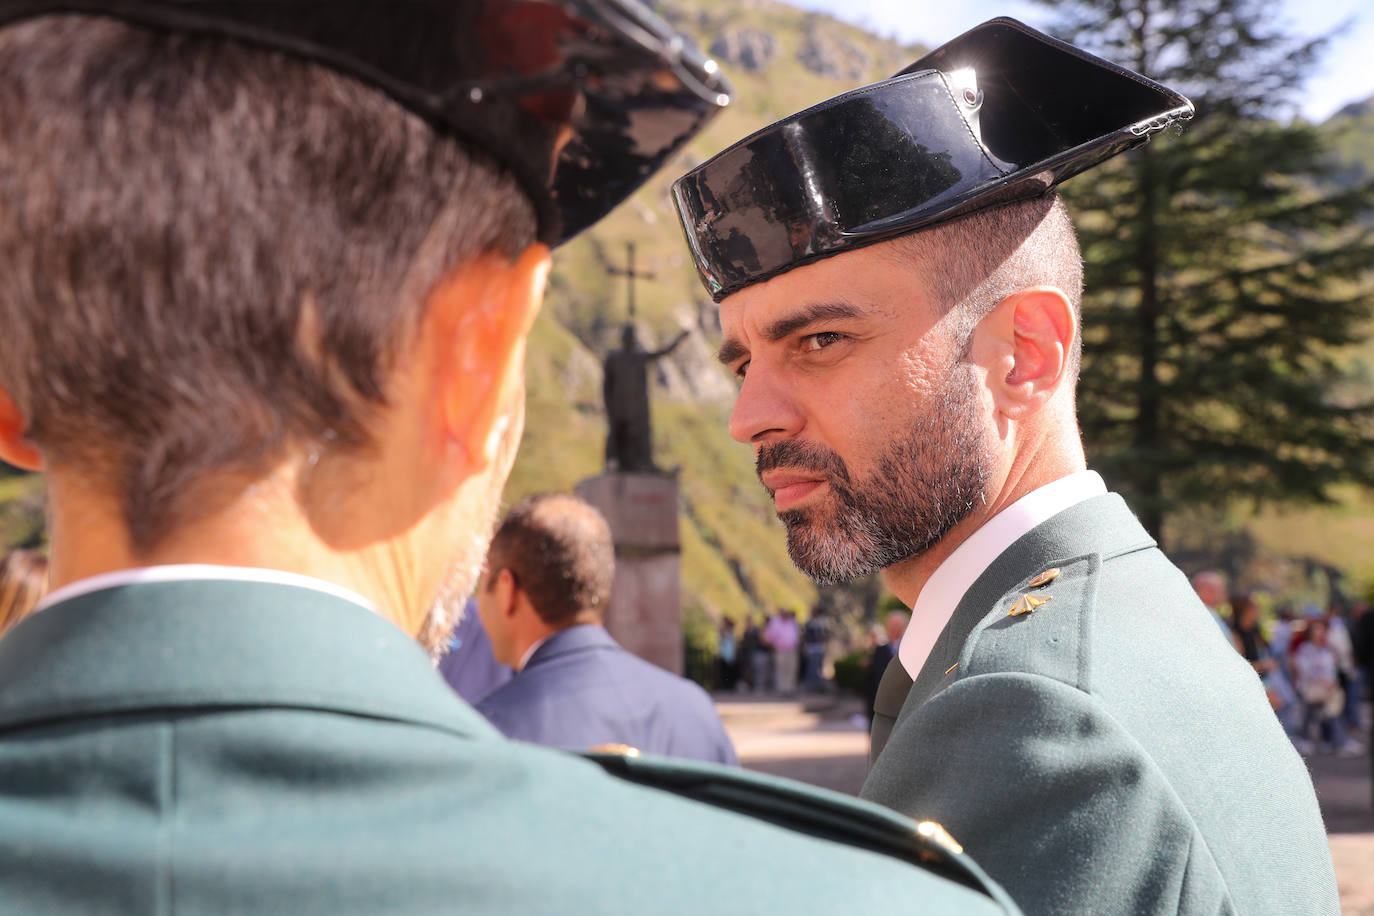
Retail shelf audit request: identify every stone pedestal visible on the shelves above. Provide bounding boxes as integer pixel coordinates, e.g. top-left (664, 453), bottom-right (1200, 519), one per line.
top-left (575, 473), bottom-right (682, 675)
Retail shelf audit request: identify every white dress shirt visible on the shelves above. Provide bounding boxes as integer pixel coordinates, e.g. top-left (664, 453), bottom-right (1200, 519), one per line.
top-left (898, 470), bottom-right (1108, 678)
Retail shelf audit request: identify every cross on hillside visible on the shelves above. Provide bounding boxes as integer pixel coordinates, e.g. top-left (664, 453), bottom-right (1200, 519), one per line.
top-left (606, 242), bottom-right (655, 322)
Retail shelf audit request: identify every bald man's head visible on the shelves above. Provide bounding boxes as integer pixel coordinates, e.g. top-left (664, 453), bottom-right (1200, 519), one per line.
top-left (884, 610), bottom-right (910, 644)
top-left (1191, 571), bottom-right (1226, 610)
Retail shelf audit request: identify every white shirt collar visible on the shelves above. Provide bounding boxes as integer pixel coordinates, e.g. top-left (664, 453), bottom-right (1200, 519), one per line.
top-left (517, 635), bottom-right (550, 672)
top-left (898, 470), bottom-right (1107, 679)
top-left (35, 564), bottom-right (377, 615)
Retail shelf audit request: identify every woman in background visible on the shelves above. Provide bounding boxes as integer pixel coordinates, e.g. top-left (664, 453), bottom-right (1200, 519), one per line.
top-left (0, 548), bottom-right (48, 638)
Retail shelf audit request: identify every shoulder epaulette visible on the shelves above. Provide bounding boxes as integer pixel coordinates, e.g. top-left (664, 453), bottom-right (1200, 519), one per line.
top-left (964, 555), bottom-right (1096, 690)
top-left (579, 749), bottom-right (1008, 904)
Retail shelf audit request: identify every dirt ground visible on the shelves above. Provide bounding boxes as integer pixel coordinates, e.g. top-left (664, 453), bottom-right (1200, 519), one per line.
top-left (718, 693), bottom-right (1374, 914)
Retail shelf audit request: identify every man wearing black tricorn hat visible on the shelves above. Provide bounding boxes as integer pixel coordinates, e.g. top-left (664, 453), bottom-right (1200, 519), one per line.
top-left (0, 2), bottom-right (1025, 912)
top-left (675, 18), bottom-right (1337, 916)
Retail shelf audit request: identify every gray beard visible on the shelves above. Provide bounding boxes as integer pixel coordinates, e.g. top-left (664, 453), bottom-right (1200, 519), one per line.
top-left (761, 365), bottom-right (991, 585)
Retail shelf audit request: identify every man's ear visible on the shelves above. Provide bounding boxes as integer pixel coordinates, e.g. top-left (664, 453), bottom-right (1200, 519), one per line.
top-left (984, 286), bottom-right (1076, 421)
top-left (428, 244), bottom-right (551, 473)
top-left (492, 567), bottom-right (520, 620)
top-left (0, 387), bottom-right (42, 471)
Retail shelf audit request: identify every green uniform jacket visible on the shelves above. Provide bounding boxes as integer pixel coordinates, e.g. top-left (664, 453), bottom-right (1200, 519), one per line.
top-left (862, 494), bottom-right (1338, 916)
top-left (0, 578), bottom-right (1020, 915)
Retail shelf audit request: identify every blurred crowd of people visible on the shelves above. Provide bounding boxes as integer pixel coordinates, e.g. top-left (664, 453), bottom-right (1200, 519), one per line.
top-left (713, 608), bottom-right (831, 695)
top-left (1193, 570), bottom-right (1373, 759)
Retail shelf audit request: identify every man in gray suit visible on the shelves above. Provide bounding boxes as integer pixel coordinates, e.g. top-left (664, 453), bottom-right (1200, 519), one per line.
top-left (673, 17), bottom-right (1337, 916)
top-left (476, 494), bottom-right (737, 763)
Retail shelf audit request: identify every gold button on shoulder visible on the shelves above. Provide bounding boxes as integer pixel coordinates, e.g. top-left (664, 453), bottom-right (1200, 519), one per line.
top-left (1028, 567), bottom-right (1061, 588)
top-left (916, 820), bottom-right (964, 855)
top-left (587, 743), bottom-right (641, 757)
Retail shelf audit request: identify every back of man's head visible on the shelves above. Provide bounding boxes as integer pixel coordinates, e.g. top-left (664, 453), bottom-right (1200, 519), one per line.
top-left (0, 15), bottom-right (536, 551)
top-left (486, 494), bottom-right (615, 628)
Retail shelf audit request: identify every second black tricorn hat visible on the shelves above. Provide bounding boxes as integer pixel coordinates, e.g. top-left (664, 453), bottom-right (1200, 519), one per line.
top-left (0, 0), bottom-right (733, 245)
top-left (672, 17), bottom-right (1192, 302)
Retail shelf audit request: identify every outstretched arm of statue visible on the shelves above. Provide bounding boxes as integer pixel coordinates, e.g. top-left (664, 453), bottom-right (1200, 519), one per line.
top-left (647, 329), bottom-right (690, 360)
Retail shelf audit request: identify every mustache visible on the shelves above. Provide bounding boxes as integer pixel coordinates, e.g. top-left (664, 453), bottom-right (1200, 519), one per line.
top-left (756, 440), bottom-right (851, 489)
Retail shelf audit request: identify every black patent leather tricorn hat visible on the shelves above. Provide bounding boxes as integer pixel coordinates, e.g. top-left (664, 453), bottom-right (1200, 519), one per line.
top-left (672, 17), bottom-right (1192, 302)
top-left (0, 0), bottom-right (733, 244)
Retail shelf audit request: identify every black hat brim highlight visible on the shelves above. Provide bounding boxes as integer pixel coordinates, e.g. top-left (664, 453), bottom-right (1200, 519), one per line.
top-left (672, 17), bottom-right (1192, 302)
top-left (0, 0), bottom-right (733, 245)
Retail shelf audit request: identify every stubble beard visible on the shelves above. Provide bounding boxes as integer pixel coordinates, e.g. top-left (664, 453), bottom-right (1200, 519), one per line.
top-left (418, 500), bottom-right (500, 660)
top-left (418, 382), bottom-right (525, 660)
top-left (762, 363), bottom-right (992, 585)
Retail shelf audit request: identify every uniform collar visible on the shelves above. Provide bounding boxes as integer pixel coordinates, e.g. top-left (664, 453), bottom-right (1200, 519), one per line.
top-left (36, 564), bottom-right (376, 616)
top-left (0, 577), bottom-right (498, 741)
top-left (899, 470), bottom-right (1107, 678)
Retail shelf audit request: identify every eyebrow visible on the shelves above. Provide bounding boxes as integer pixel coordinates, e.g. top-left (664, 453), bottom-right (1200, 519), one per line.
top-left (716, 302), bottom-right (866, 366)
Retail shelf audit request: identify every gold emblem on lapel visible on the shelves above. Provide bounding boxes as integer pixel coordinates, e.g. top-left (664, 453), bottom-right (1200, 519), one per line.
top-left (1028, 567), bottom-right (1061, 588)
top-left (916, 820), bottom-right (964, 855)
top-left (1007, 594), bottom-right (1052, 617)
top-left (944, 662), bottom-right (959, 676)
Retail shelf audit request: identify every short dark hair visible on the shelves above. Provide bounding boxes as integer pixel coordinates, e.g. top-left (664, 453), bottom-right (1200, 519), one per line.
top-left (890, 194), bottom-right (1084, 378)
top-left (486, 494), bottom-right (615, 627)
top-left (0, 16), bottom-right (537, 551)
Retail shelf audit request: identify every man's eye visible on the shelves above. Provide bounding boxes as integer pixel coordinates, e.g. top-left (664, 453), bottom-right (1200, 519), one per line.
top-left (734, 360), bottom-right (750, 379)
top-left (800, 331), bottom-right (844, 352)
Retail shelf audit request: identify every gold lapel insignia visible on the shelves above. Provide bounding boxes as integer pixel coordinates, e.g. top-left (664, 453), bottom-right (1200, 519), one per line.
top-left (587, 743), bottom-right (641, 757)
top-left (944, 662), bottom-right (959, 676)
top-left (1028, 567), bottom-right (1061, 588)
top-left (1007, 593), bottom-right (1052, 617)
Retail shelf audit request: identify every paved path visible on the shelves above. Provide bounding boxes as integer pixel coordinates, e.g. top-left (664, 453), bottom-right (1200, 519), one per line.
top-left (718, 693), bottom-right (1374, 914)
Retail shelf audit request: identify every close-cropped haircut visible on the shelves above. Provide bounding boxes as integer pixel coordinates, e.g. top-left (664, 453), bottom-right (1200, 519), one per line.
top-left (485, 494), bottom-right (615, 627)
top-left (891, 194), bottom-right (1084, 378)
top-left (0, 16), bottom-right (537, 551)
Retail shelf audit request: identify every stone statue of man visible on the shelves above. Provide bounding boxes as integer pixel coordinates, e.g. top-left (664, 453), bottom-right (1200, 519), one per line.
top-left (603, 322), bottom-right (688, 473)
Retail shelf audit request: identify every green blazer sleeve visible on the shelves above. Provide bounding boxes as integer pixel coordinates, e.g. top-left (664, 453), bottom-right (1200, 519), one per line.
top-left (861, 496), bottom-right (1337, 916)
top-left (865, 671), bottom-right (1229, 916)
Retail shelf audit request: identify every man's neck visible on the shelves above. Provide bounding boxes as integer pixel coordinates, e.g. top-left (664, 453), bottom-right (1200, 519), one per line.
top-left (43, 464), bottom-right (446, 640)
top-left (882, 447), bottom-right (1086, 607)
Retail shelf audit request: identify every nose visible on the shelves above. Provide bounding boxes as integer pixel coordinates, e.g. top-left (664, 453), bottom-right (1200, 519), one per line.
top-left (727, 363), bottom-right (803, 445)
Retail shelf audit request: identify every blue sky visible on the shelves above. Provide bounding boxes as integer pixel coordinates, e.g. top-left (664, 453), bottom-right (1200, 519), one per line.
top-left (784, 0), bottom-right (1374, 122)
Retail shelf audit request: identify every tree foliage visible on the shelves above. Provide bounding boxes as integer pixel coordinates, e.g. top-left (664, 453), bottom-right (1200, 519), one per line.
top-left (1037, 0), bottom-right (1374, 542)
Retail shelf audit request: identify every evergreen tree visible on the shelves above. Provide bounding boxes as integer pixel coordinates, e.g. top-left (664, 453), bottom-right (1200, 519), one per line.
top-left (1036, 0), bottom-right (1374, 543)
